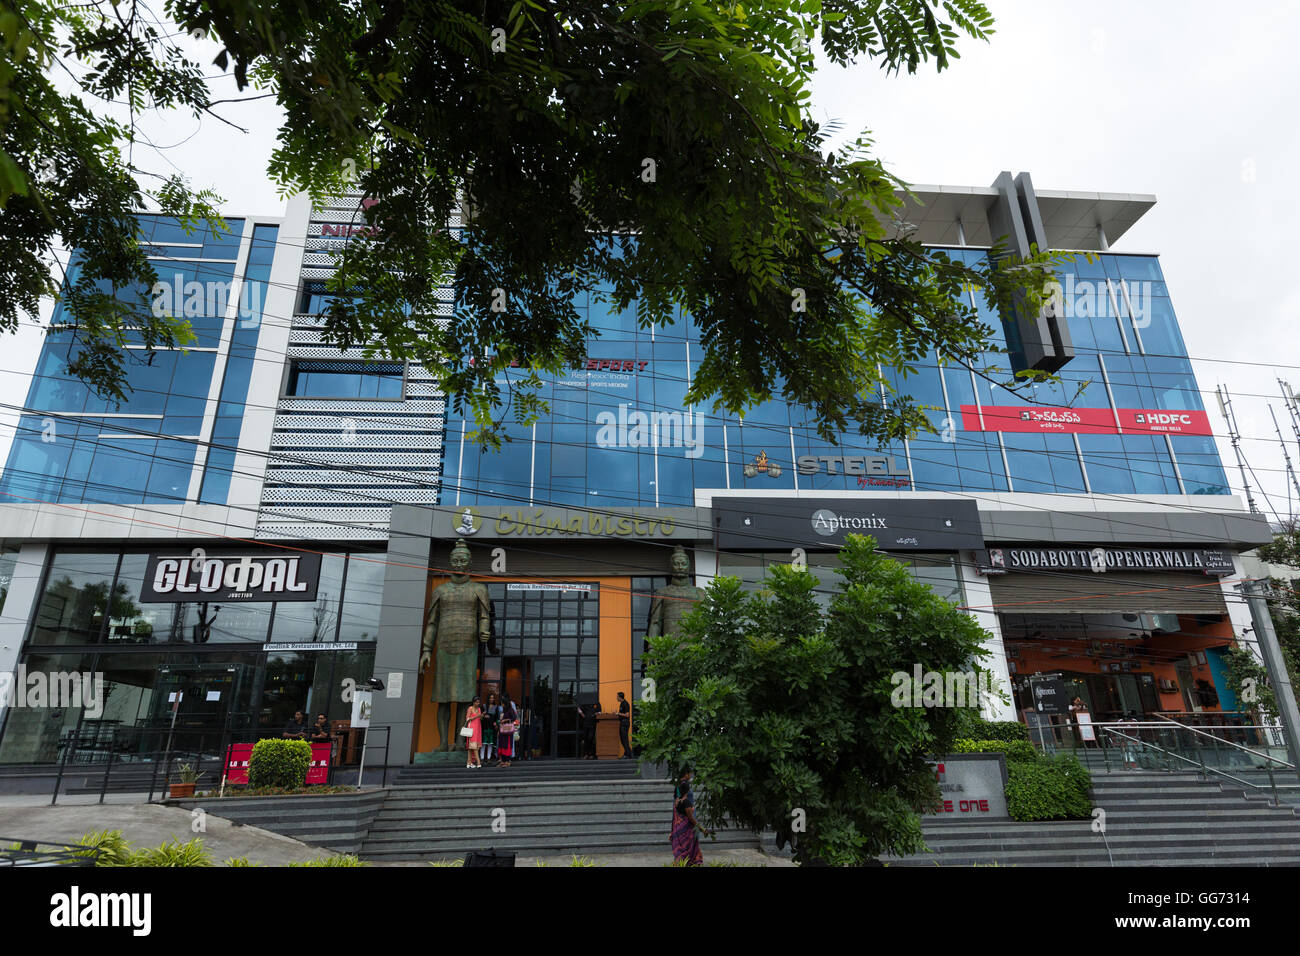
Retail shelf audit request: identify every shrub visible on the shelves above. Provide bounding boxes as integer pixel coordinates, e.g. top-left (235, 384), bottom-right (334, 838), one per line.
top-left (287, 854), bottom-right (367, 867)
top-left (75, 830), bottom-right (134, 867)
top-left (128, 837), bottom-right (214, 867)
top-left (951, 739), bottom-right (1039, 763)
top-left (974, 720), bottom-right (1031, 743)
top-left (1005, 754), bottom-right (1092, 821)
top-left (952, 711), bottom-right (1031, 742)
top-left (248, 738), bottom-right (312, 789)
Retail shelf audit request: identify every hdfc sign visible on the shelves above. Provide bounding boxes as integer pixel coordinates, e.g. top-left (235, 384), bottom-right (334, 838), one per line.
top-left (141, 551), bottom-right (322, 603)
top-left (1123, 409), bottom-right (1212, 435)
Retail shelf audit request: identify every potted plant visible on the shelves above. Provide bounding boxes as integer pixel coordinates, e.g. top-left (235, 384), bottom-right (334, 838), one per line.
top-left (168, 763), bottom-right (201, 799)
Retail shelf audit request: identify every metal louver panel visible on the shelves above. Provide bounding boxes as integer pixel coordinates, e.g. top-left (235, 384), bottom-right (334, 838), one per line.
top-left (987, 570), bottom-right (1229, 615)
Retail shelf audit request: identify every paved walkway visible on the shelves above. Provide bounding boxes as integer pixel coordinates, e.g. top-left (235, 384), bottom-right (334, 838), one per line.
top-left (0, 801), bottom-right (329, 865)
top-left (0, 796), bottom-right (795, 866)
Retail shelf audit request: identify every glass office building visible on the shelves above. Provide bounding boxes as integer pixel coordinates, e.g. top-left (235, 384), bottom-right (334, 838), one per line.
top-left (0, 174), bottom-right (1273, 770)
top-left (0, 216), bottom-right (278, 507)
top-left (442, 250), bottom-right (1227, 508)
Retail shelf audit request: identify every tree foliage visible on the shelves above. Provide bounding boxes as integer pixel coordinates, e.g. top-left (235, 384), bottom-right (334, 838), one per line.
top-left (7, 0), bottom-right (1073, 445)
top-left (0, 0), bottom-right (225, 400)
top-left (1226, 524), bottom-right (1300, 720)
top-left (636, 534), bottom-right (997, 865)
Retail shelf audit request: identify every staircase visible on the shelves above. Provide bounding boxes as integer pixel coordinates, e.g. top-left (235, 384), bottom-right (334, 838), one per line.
top-left (390, 758), bottom-right (640, 787)
top-left (895, 771), bottom-right (1300, 866)
top-left (361, 761), bottom-right (761, 861)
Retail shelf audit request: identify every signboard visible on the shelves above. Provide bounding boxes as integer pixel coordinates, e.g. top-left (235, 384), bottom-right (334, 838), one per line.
top-left (507, 583), bottom-right (592, 593)
top-left (351, 689), bottom-right (373, 729)
top-left (224, 742), bottom-right (331, 785)
top-left (435, 505), bottom-right (704, 540)
top-left (1031, 678), bottom-right (1069, 715)
top-left (924, 755), bottom-right (1009, 820)
top-left (712, 498), bottom-right (983, 552)
top-left (142, 551), bottom-right (322, 603)
top-left (962, 404), bottom-right (1213, 436)
top-left (261, 643), bottom-right (359, 652)
top-left (976, 546), bottom-right (1234, 576)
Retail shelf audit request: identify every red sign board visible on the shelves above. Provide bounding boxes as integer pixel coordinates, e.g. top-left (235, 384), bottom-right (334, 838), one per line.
top-left (224, 742), bottom-right (331, 785)
top-left (961, 405), bottom-right (1212, 436)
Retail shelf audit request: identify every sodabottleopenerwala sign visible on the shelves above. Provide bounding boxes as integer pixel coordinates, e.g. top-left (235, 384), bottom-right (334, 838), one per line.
top-left (976, 546), bottom-right (1234, 576)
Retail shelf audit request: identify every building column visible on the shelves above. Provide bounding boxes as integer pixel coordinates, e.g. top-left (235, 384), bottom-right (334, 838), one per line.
top-left (0, 543), bottom-right (48, 731)
top-left (959, 556), bottom-right (1016, 722)
top-left (371, 509), bottom-right (435, 765)
top-left (1224, 555), bottom-right (1261, 661)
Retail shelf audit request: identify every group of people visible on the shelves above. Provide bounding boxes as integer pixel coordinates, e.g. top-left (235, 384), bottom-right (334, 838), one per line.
top-left (460, 692), bottom-right (519, 769)
top-left (282, 711), bottom-right (332, 743)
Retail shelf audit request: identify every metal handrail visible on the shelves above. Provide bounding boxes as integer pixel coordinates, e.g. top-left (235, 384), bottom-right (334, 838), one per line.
top-left (1099, 727), bottom-right (1286, 806)
top-left (1151, 713), bottom-right (1294, 769)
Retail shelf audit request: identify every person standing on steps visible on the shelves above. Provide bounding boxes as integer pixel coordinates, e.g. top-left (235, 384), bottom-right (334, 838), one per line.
top-left (617, 691), bottom-right (633, 758)
top-left (496, 693), bottom-right (518, 767)
top-left (480, 692), bottom-right (500, 764)
top-left (464, 696), bottom-right (483, 769)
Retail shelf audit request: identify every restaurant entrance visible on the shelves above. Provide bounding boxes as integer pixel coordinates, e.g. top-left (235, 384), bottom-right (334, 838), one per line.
top-left (471, 582), bottom-right (599, 759)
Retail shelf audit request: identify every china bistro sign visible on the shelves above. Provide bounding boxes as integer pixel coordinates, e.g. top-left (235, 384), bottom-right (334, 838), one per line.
top-left (444, 505), bottom-right (699, 540)
top-left (142, 551), bottom-right (322, 603)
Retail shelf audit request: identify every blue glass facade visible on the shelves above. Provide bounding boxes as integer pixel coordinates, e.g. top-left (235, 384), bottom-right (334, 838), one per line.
top-left (442, 250), bottom-right (1230, 507)
top-left (0, 216), bottom-right (274, 507)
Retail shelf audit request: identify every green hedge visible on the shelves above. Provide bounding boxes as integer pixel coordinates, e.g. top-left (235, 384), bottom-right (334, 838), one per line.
top-left (248, 738), bottom-right (312, 789)
top-left (1005, 754), bottom-right (1092, 821)
top-left (951, 738), bottom-right (1039, 763)
top-left (952, 712), bottom-right (1032, 742)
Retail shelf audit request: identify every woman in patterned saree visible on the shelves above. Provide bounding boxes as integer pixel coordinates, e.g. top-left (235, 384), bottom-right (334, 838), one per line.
top-left (671, 767), bottom-right (710, 865)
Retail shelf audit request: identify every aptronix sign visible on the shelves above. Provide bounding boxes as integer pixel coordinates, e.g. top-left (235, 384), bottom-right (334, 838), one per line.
top-left (976, 546), bottom-right (1234, 576)
top-left (712, 498), bottom-right (982, 552)
top-left (141, 551), bottom-right (322, 603)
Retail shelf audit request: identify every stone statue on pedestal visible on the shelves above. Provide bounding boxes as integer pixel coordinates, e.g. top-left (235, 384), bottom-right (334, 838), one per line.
top-left (647, 545), bottom-right (704, 639)
top-left (419, 539), bottom-right (491, 751)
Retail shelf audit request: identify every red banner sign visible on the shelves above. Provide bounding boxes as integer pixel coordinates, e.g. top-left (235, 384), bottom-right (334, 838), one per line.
top-left (961, 405), bottom-right (1212, 436)
top-left (224, 742), bottom-right (331, 785)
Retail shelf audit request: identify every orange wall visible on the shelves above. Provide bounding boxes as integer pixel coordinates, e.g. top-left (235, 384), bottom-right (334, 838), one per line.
top-left (412, 574), bottom-right (633, 757)
top-left (1009, 615), bottom-right (1237, 713)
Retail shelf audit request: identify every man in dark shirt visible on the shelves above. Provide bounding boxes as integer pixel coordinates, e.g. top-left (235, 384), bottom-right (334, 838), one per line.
top-left (282, 710), bottom-right (308, 740)
top-left (579, 704), bottom-right (599, 759)
top-left (617, 692), bottom-right (633, 758)
top-left (310, 713), bottom-right (331, 742)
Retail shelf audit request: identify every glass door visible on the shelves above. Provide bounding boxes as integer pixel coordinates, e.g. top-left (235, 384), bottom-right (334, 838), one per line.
top-left (527, 657), bottom-right (555, 758)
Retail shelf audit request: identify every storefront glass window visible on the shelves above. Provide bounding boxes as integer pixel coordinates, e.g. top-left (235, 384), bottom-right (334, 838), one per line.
top-left (30, 553), bottom-right (120, 645)
top-left (266, 554), bottom-right (344, 643)
top-left (338, 553), bottom-right (386, 642)
top-left (0, 544), bottom-right (19, 616)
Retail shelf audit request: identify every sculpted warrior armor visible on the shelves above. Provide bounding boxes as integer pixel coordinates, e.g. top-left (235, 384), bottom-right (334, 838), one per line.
top-left (419, 539), bottom-right (491, 750)
top-left (647, 545), bottom-right (704, 639)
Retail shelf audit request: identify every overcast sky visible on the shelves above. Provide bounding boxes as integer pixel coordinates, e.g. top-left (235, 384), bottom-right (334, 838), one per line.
top-left (4, 0), bottom-right (1298, 521)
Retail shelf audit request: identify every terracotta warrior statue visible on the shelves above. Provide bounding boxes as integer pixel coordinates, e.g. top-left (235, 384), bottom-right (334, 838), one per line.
top-left (647, 545), bottom-right (704, 639)
top-left (419, 539), bottom-right (491, 750)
